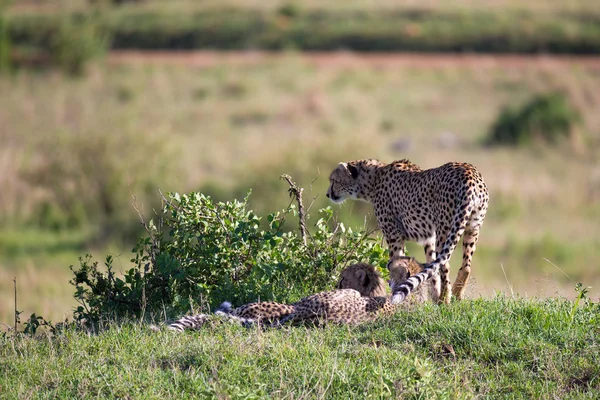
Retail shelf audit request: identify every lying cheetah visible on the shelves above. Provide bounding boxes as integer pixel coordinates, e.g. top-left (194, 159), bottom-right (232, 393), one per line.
top-left (338, 257), bottom-right (429, 304)
top-left (335, 262), bottom-right (388, 297)
top-left (387, 255), bottom-right (430, 304)
top-left (168, 262), bottom-right (395, 331)
top-left (327, 159), bottom-right (489, 304)
top-left (275, 257), bottom-right (427, 326)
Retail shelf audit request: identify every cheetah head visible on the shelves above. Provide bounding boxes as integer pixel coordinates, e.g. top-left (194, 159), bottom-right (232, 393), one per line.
top-left (327, 159), bottom-right (384, 203)
top-left (336, 263), bottom-right (387, 297)
top-left (326, 162), bottom-right (360, 203)
top-left (387, 256), bottom-right (423, 284)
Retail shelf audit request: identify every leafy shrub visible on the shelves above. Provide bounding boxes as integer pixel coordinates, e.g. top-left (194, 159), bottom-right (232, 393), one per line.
top-left (70, 189), bottom-right (387, 326)
top-left (486, 92), bottom-right (582, 146)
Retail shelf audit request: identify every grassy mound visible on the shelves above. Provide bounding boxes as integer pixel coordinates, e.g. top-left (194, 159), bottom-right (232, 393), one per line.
top-left (2, 296), bottom-right (598, 398)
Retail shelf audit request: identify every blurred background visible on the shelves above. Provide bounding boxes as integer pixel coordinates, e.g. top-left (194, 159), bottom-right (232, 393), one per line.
top-left (0, 0), bottom-right (599, 325)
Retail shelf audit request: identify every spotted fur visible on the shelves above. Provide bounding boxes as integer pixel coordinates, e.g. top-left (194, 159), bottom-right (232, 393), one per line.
top-left (387, 255), bottom-right (429, 304)
top-left (327, 159), bottom-right (489, 304)
top-left (168, 301), bottom-right (294, 332)
top-left (274, 289), bottom-right (390, 326)
top-left (168, 263), bottom-right (391, 331)
top-left (274, 258), bottom-right (427, 326)
top-left (336, 262), bottom-right (388, 297)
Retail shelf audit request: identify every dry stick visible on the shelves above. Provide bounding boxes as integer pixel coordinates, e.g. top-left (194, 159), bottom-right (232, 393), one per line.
top-left (280, 175), bottom-right (308, 246)
top-left (131, 192), bottom-right (157, 321)
top-left (500, 263), bottom-right (514, 298)
top-left (13, 278), bottom-right (17, 333)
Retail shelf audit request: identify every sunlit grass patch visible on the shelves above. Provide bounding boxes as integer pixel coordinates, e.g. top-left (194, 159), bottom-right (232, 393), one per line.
top-left (1, 296), bottom-right (598, 398)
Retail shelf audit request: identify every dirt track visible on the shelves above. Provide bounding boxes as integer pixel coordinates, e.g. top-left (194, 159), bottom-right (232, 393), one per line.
top-left (108, 51), bottom-right (600, 70)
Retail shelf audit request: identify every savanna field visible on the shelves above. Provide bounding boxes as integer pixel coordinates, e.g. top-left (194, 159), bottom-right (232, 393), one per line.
top-left (1, 0), bottom-right (600, 398)
top-left (2, 52), bottom-right (599, 324)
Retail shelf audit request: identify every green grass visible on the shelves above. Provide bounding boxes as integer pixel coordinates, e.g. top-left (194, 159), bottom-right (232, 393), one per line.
top-left (2, 297), bottom-right (599, 398)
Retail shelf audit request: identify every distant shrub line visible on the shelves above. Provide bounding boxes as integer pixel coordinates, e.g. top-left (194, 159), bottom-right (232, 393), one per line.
top-left (7, 8), bottom-right (600, 55)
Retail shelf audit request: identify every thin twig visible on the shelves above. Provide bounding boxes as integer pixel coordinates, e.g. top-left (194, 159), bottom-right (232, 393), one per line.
top-left (339, 227), bottom-right (379, 260)
top-left (13, 278), bottom-right (17, 334)
top-left (131, 190), bottom-right (162, 321)
top-left (543, 258), bottom-right (575, 282)
top-left (131, 192), bottom-right (154, 238)
top-left (280, 175), bottom-right (308, 246)
top-left (305, 193), bottom-right (319, 216)
top-left (157, 187), bottom-right (181, 213)
top-left (304, 175), bottom-right (320, 219)
top-left (500, 263), bottom-right (514, 298)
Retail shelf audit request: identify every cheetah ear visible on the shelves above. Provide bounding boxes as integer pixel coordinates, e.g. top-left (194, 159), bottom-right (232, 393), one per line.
top-left (338, 162), bottom-right (359, 179)
top-left (355, 269), bottom-right (368, 285)
top-left (347, 164), bottom-right (359, 179)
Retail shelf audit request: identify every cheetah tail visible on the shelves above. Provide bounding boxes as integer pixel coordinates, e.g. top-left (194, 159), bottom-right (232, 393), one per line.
top-left (390, 265), bottom-right (437, 304)
top-left (216, 301), bottom-right (234, 314)
top-left (167, 313), bottom-right (211, 332)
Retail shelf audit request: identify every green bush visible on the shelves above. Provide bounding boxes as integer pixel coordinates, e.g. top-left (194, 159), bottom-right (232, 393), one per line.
top-left (486, 92), bottom-right (582, 146)
top-left (70, 190), bottom-right (387, 326)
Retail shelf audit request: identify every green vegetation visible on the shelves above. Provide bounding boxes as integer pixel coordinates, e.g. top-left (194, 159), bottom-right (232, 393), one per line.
top-left (48, 13), bottom-right (110, 76)
top-left (6, 0), bottom-right (600, 57)
top-left (2, 296), bottom-right (599, 398)
top-left (1, 55), bottom-right (599, 324)
top-left (0, 9), bottom-right (11, 72)
top-left (70, 190), bottom-right (387, 326)
top-left (486, 92), bottom-right (582, 146)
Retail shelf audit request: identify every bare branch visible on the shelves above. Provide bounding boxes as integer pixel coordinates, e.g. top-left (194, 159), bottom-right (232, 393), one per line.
top-left (13, 278), bottom-right (17, 334)
top-left (280, 174), bottom-right (308, 246)
top-left (131, 191), bottom-right (161, 271)
top-left (157, 187), bottom-right (180, 213)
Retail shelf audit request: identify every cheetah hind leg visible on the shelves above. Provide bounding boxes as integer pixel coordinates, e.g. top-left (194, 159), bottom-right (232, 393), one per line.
top-left (439, 262), bottom-right (451, 304)
top-left (430, 238), bottom-right (451, 305)
top-left (452, 229), bottom-right (480, 300)
top-left (424, 241), bottom-right (441, 304)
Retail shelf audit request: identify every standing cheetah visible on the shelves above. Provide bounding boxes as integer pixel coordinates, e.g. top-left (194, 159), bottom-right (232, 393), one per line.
top-left (327, 159), bottom-right (489, 304)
